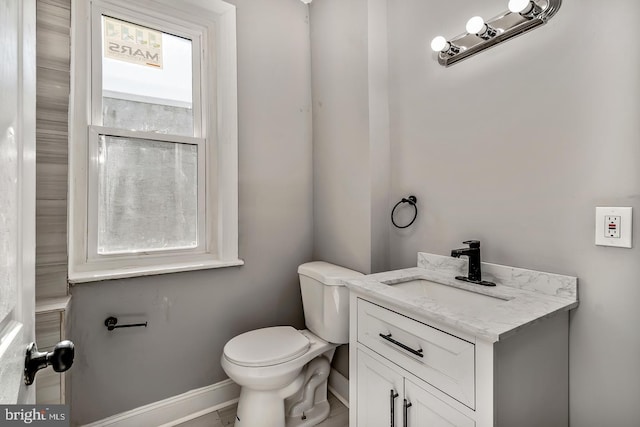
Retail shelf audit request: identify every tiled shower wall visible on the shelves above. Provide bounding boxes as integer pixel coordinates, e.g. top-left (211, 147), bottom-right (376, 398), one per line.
top-left (35, 0), bottom-right (71, 403)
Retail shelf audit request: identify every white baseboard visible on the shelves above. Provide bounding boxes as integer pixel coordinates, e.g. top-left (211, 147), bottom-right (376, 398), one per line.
top-left (81, 379), bottom-right (240, 427)
top-left (328, 368), bottom-right (349, 408)
top-left (82, 370), bottom-right (348, 427)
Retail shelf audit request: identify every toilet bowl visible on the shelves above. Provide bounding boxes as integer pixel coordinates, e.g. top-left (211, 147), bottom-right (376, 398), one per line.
top-left (221, 262), bottom-right (363, 427)
top-left (221, 328), bottom-right (336, 427)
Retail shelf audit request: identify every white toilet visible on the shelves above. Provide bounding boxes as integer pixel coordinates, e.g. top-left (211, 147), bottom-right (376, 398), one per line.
top-left (221, 261), bottom-right (363, 427)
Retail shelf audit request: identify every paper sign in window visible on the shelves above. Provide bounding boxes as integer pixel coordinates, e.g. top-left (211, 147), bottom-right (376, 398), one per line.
top-left (104, 16), bottom-right (163, 68)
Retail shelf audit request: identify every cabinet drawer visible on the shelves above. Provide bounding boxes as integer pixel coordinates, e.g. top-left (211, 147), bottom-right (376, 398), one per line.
top-left (357, 298), bottom-right (475, 409)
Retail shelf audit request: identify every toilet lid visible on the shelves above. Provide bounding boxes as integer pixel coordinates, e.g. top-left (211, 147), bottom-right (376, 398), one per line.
top-left (223, 326), bottom-right (310, 367)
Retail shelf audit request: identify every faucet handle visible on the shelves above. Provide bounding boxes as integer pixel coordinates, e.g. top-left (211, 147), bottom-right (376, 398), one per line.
top-left (462, 240), bottom-right (480, 248)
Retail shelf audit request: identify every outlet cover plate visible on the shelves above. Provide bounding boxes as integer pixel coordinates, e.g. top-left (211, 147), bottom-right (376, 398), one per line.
top-left (595, 207), bottom-right (632, 248)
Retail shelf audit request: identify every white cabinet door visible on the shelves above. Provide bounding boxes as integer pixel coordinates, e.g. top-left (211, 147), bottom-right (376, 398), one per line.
top-left (356, 349), bottom-right (404, 427)
top-left (0, 0), bottom-right (36, 404)
top-left (404, 379), bottom-right (475, 427)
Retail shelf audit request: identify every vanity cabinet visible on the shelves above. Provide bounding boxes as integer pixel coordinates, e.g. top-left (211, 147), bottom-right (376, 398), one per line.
top-left (350, 295), bottom-right (570, 427)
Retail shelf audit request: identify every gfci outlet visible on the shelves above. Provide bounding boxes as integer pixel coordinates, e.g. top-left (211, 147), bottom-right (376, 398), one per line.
top-left (604, 215), bottom-right (621, 238)
top-left (595, 207), bottom-right (632, 248)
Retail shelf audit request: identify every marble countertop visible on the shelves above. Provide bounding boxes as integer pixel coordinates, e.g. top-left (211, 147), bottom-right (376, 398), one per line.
top-left (344, 253), bottom-right (578, 343)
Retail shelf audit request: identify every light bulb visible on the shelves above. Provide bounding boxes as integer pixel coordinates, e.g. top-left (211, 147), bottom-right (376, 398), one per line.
top-left (466, 16), bottom-right (486, 35)
top-left (508, 0), bottom-right (533, 14)
top-left (430, 36), bottom-right (449, 53)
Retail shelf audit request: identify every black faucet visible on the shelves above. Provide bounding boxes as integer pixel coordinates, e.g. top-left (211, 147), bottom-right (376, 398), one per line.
top-left (450, 240), bottom-right (495, 287)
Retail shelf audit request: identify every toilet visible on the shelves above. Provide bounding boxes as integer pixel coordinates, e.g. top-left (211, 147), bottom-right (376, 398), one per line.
top-left (221, 261), bottom-right (363, 427)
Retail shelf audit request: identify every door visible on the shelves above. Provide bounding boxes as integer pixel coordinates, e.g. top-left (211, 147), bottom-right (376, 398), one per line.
top-left (0, 0), bottom-right (37, 404)
top-left (404, 379), bottom-right (475, 427)
top-left (356, 349), bottom-right (404, 427)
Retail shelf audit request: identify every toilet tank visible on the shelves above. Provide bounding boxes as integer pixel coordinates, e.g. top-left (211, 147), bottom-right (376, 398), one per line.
top-left (298, 262), bottom-right (364, 344)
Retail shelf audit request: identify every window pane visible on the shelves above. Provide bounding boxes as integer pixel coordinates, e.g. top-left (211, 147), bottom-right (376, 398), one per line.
top-left (97, 135), bottom-right (198, 254)
top-left (102, 16), bottom-right (194, 136)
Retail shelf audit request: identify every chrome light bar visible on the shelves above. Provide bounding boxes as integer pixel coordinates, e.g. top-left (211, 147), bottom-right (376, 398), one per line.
top-left (431, 0), bottom-right (562, 67)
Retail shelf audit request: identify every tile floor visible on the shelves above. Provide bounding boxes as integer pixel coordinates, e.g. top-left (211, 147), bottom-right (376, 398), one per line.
top-left (179, 392), bottom-right (348, 427)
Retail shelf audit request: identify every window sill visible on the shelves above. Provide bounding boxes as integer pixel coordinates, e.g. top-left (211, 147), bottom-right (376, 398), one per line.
top-left (68, 259), bottom-right (244, 284)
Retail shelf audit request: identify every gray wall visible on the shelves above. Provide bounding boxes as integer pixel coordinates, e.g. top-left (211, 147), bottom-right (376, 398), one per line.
top-left (311, 0), bottom-right (640, 425)
top-left (310, 0), bottom-right (392, 378)
top-left (387, 1), bottom-right (640, 425)
top-left (69, 0), bottom-right (313, 424)
top-left (67, 0), bottom-right (640, 424)
top-left (310, 0), bottom-right (372, 276)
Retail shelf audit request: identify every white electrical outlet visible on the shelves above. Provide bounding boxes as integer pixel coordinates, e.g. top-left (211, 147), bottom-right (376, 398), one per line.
top-left (604, 215), bottom-right (621, 238)
top-left (595, 207), bottom-right (632, 248)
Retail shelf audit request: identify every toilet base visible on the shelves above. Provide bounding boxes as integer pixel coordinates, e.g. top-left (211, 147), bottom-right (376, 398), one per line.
top-left (234, 381), bottom-right (299, 427)
top-left (284, 355), bottom-right (333, 426)
top-left (233, 354), bottom-right (335, 427)
top-left (285, 399), bottom-right (330, 427)
top-left (234, 383), bottom-right (332, 427)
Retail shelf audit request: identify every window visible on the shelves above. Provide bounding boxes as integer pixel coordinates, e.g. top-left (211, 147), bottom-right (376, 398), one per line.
top-left (69, 0), bottom-right (240, 282)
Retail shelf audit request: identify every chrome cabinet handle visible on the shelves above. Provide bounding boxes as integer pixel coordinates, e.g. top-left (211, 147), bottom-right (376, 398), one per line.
top-left (390, 389), bottom-right (399, 427)
top-left (403, 399), bottom-right (412, 427)
top-left (379, 333), bottom-right (424, 358)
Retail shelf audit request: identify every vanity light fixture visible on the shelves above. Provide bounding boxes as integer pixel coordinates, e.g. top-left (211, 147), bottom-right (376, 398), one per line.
top-left (431, 0), bottom-right (562, 67)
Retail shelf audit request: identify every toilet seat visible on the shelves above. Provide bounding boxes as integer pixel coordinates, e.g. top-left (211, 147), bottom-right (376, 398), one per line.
top-left (223, 326), bottom-right (310, 367)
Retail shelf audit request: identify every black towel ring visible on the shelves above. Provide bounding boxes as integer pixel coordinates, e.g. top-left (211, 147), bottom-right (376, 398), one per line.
top-left (391, 196), bottom-right (418, 229)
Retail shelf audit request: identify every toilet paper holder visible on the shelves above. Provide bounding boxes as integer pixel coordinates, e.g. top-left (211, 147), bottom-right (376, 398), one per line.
top-left (104, 316), bottom-right (148, 331)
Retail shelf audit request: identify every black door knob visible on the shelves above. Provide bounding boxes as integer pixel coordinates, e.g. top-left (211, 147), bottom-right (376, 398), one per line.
top-left (24, 340), bottom-right (75, 385)
top-left (49, 341), bottom-right (74, 372)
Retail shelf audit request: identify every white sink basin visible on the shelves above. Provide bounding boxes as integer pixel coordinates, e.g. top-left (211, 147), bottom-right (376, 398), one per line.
top-left (384, 279), bottom-right (510, 309)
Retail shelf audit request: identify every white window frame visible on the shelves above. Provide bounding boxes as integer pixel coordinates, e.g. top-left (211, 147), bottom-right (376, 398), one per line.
top-left (69, 0), bottom-right (241, 283)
